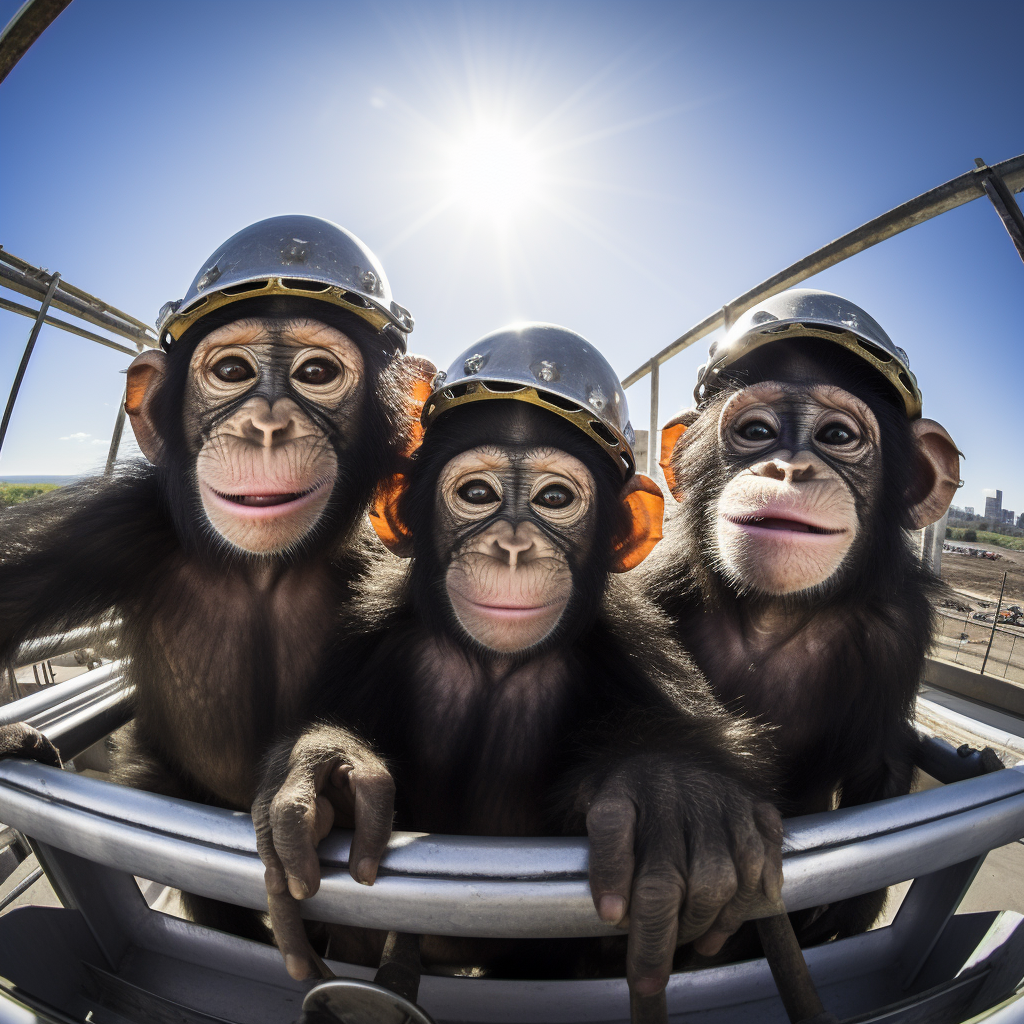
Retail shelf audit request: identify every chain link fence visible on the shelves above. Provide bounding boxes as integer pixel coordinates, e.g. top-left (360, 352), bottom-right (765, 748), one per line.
top-left (932, 608), bottom-right (1024, 684)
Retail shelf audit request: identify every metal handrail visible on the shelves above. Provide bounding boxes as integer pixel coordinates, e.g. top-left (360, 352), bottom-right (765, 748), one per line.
top-left (13, 620), bottom-right (120, 669)
top-left (0, 757), bottom-right (1021, 940)
top-left (623, 153), bottom-right (1024, 474)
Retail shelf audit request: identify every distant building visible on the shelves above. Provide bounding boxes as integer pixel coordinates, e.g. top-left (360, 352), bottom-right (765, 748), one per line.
top-left (985, 490), bottom-right (1003, 521)
top-left (1004, 509), bottom-right (1016, 525)
top-left (965, 506), bottom-right (975, 517)
top-left (1018, 512), bottom-right (1024, 529)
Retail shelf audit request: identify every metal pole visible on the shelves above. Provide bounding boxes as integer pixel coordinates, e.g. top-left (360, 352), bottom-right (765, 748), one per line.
top-left (975, 158), bottom-right (1024, 265)
top-left (0, 270), bottom-right (60, 456)
top-left (104, 385), bottom-right (127, 476)
top-left (647, 360), bottom-right (660, 477)
top-left (980, 571), bottom-right (1007, 676)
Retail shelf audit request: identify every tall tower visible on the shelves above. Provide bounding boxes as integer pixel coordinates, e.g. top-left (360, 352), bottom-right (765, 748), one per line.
top-left (984, 490), bottom-right (1003, 522)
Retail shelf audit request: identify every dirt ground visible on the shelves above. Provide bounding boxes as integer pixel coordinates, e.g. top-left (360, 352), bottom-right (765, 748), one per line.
top-left (940, 544), bottom-right (1024, 606)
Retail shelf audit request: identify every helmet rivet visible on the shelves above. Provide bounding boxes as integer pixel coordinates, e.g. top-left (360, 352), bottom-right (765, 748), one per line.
top-left (464, 353), bottom-right (486, 375)
top-left (531, 360), bottom-right (560, 383)
top-left (281, 240), bottom-right (308, 264)
top-left (361, 270), bottom-right (379, 293)
top-left (586, 385), bottom-right (607, 412)
top-left (196, 265), bottom-right (221, 291)
top-left (430, 370), bottom-right (447, 390)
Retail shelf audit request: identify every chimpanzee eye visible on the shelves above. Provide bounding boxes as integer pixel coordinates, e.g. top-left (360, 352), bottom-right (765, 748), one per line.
top-left (739, 420), bottom-right (776, 442)
top-left (533, 485), bottom-right (575, 509)
top-left (458, 480), bottom-right (500, 505)
top-left (816, 422), bottom-right (856, 446)
top-left (293, 358), bottom-right (340, 386)
top-left (212, 357), bottom-right (256, 383)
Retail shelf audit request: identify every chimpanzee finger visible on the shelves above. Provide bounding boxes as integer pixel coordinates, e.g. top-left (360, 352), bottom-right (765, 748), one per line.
top-left (691, 816), bottom-right (765, 955)
top-left (253, 794), bottom-right (289, 898)
top-left (626, 870), bottom-right (684, 997)
top-left (268, 891), bottom-right (331, 981)
top-left (586, 791), bottom-right (637, 926)
top-left (754, 802), bottom-right (785, 905)
top-left (676, 848), bottom-right (738, 948)
top-left (349, 765), bottom-right (396, 886)
top-left (269, 762), bottom-right (339, 900)
top-left (0, 723), bottom-right (62, 768)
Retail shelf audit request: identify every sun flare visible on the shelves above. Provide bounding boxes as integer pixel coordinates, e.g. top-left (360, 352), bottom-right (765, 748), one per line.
top-left (447, 125), bottom-right (541, 221)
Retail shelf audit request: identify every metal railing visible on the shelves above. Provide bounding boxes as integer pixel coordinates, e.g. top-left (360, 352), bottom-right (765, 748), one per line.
top-left (623, 154), bottom-right (1024, 475)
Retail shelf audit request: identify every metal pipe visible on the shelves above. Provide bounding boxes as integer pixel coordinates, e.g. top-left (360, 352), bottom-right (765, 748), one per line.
top-left (0, 270), bottom-right (60, 455)
top-left (621, 152), bottom-right (1024, 389)
top-left (0, 661), bottom-right (121, 727)
top-left (104, 386), bottom-right (127, 475)
top-left (0, 0), bottom-right (72, 84)
top-left (975, 158), bottom-right (1024, 265)
top-left (0, 865), bottom-right (43, 912)
top-left (646, 360), bottom-right (659, 477)
top-left (981, 571), bottom-right (1008, 675)
top-left (0, 762), bottom-right (1021, 939)
top-left (14, 620), bottom-right (119, 669)
top-left (0, 295), bottom-right (138, 356)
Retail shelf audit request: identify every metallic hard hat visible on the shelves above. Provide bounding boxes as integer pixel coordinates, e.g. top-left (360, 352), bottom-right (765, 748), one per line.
top-left (156, 215), bottom-right (414, 352)
top-left (423, 322), bottom-right (637, 478)
top-left (694, 288), bottom-right (922, 418)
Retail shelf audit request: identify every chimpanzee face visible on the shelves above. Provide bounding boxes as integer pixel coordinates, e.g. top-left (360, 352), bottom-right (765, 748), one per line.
top-left (435, 445), bottom-right (597, 653)
top-left (714, 381), bottom-right (882, 595)
top-left (184, 318), bottom-right (365, 555)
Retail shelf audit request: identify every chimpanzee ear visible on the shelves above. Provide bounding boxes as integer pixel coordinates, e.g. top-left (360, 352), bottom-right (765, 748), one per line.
top-left (908, 418), bottom-right (961, 529)
top-left (611, 474), bottom-right (665, 572)
top-left (658, 409), bottom-right (699, 501)
top-left (400, 354), bottom-right (437, 457)
top-left (125, 349), bottom-right (168, 466)
top-left (368, 473), bottom-right (415, 557)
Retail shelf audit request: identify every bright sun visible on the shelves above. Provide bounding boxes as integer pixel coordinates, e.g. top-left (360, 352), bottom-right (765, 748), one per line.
top-left (448, 125), bottom-right (541, 221)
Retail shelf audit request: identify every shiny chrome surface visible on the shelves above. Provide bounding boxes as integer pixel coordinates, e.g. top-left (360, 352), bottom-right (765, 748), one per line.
top-left (693, 288), bottom-right (923, 418)
top-left (425, 322), bottom-right (638, 478)
top-left (1, 760), bottom-right (1021, 940)
top-left (14, 621), bottom-right (119, 669)
top-left (158, 214), bottom-right (413, 347)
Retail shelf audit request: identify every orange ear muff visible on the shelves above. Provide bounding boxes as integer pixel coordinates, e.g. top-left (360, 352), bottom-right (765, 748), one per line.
top-left (612, 474), bottom-right (665, 572)
top-left (402, 355), bottom-right (437, 457)
top-left (368, 473), bottom-right (415, 556)
top-left (658, 422), bottom-right (687, 500)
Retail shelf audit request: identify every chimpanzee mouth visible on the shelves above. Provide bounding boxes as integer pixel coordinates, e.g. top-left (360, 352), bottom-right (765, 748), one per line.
top-left (727, 515), bottom-right (845, 536)
top-left (211, 482), bottom-right (324, 508)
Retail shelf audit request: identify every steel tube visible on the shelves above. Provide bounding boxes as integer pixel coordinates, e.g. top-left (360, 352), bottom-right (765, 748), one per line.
top-left (0, 662), bottom-right (121, 727)
top-left (0, 271), bottom-right (60, 455)
top-left (0, 295), bottom-right (138, 356)
top-left (0, 0), bottom-right (71, 84)
top-left (103, 387), bottom-right (127, 475)
top-left (621, 152), bottom-right (1024, 388)
top-left (647, 360), bottom-right (659, 477)
top-left (0, 762), bottom-right (1021, 939)
top-left (14, 621), bottom-right (119, 669)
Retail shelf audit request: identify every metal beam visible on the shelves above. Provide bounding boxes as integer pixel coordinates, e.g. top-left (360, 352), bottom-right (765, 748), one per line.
top-left (622, 152), bottom-right (1024, 389)
top-left (0, 0), bottom-right (72, 85)
top-left (0, 295), bottom-right (137, 356)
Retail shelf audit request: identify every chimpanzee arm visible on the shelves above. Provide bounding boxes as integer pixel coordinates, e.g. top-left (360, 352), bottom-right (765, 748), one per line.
top-left (252, 723), bottom-right (395, 980)
top-left (0, 471), bottom-right (173, 663)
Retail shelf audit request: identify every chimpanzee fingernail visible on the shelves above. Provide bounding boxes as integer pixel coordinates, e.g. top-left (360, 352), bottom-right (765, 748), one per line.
top-left (287, 878), bottom-right (309, 900)
top-left (285, 954), bottom-right (313, 979)
top-left (599, 894), bottom-right (627, 923)
top-left (356, 857), bottom-right (378, 885)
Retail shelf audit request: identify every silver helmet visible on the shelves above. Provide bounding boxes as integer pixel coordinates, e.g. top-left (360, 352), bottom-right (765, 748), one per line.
top-left (694, 288), bottom-right (922, 419)
top-left (423, 322), bottom-right (638, 478)
top-left (156, 215), bottom-right (414, 352)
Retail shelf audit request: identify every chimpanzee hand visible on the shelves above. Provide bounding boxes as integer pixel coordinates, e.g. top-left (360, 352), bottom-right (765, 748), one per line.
top-left (251, 726), bottom-right (395, 980)
top-left (0, 722), bottom-right (61, 768)
top-left (583, 758), bottom-right (783, 1000)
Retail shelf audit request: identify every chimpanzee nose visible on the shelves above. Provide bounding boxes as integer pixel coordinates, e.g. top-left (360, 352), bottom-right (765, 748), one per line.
top-left (493, 524), bottom-right (535, 570)
top-left (241, 398), bottom-right (302, 447)
top-left (750, 456), bottom-right (817, 484)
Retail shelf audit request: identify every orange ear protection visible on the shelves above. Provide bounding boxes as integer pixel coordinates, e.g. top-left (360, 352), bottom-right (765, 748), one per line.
top-left (402, 355), bottom-right (436, 457)
top-left (369, 473), bottom-right (414, 556)
top-left (611, 473), bottom-right (665, 572)
top-left (658, 422), bottom-right (687, 499)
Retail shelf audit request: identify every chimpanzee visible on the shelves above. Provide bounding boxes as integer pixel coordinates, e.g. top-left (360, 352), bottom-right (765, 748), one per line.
top-left (251, 323), bottom-right (784, 1008)
top-left (645, 289), bottom-right (960, 943)
top-left (0, 216), bottom-right (430, 933)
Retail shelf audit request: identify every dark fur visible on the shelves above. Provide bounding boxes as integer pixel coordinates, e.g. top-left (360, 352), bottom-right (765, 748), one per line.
top-left (644, 340), bottom-right (940, 942)
top-left (262, 403), bottom-right (775, 975)
top-left (0, 297), bottom-right (415, 936)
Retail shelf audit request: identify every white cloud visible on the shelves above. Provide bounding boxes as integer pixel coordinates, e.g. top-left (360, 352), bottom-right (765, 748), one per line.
top-left (59, 432), bottom-right (91, 441)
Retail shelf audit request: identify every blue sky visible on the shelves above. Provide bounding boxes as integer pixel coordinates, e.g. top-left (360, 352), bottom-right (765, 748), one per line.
top-left (1, 0), bottom-right (1022, 516)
